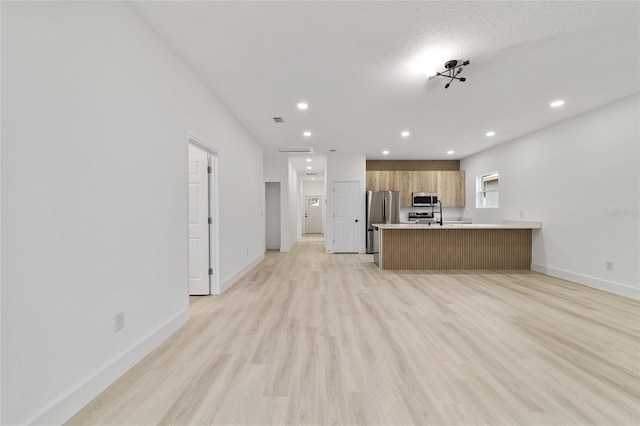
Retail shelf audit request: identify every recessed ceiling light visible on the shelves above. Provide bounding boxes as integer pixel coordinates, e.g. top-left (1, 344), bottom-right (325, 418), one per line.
top-left (550, 100), bottom-right (565, 108)
top-left (382, 150), bottom-right (390, 155)
top-left (306, 166), bottom-right (312, 170)
top-left (303, 131), bottom-right (312, 137)
top-left (401, 131), bottom-right (410, 137)
top-left (485, 131), bottom-right (496, 137)
top-left (306, 158), bottom-right (312, 162)
top-left (297, 102), bottom-right (308, 110)
top-left (447, 150), bottom-right (454, 155)
top-left (311, 178), bottom-right (315, 180)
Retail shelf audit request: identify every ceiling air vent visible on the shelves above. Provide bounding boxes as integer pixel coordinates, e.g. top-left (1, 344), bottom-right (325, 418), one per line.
top-left (273, 117), bottom-right (284, 123)
top-left (306, 172), bottom-right (318, 176)
top-left (277, 146), bottom-right (314, 153)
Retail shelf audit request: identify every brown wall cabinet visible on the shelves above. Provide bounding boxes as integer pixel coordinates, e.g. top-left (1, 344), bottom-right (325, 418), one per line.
top-left (436, 171), bottom-right (465, 207)
top-left (366, 170), bottom-right (465, 207)
top-left (411, 171), bottom-right (438, 193)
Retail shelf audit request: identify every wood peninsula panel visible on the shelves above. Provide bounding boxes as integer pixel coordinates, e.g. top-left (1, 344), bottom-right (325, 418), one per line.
top-left (437, 171), bottom-right (465, 207)
top-left (381, 228), bottom-right (531, 270)
top-left (367, 160), bottom-right (459, 171)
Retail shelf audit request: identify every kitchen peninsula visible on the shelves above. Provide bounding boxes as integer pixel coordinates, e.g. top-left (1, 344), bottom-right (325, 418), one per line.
top-left (373, 222), bottom-right (541, 270)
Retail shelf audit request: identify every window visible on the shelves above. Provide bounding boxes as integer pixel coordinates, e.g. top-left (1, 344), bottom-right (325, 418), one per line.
top-left (476, 172), bottom-right (499, 208)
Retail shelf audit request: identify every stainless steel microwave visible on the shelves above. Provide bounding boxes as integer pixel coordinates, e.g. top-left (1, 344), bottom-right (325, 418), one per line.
top-left (412, 192), bottom-right (438, 207)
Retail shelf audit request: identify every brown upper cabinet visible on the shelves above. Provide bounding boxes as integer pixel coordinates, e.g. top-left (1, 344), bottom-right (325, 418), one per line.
top-left (396, 171), bottom-right (413, 208)
top-left (378, 171), bottom-right (395, 191)
top-left (436, 171), bottom-right (465, 207)
top-left (366, 170), bottom-right (465, 207)
top-left (411, 171), bottom-right (437, 193)
top-left (366, 171), bottom-right (411, 206)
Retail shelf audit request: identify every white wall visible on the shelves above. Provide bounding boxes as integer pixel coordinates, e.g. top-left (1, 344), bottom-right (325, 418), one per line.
top-left (0, 2), bottom-right (3, 420)
top-left (461, 94), bottom-right (640, 298)
top-left (265, 182), bottom-right (281, 249)
top-left (303, 180), bottom-right (325, 196)
top-left (1, 2), bottom-right (264, 424)
top-left (325, 155), bottom-right (367, 253)
top-left (287, 160), bottom-right (301, 249)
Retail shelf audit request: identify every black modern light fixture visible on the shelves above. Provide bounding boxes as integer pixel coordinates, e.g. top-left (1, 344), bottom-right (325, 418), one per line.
top-left (429, 59), bottom-right (470, 88)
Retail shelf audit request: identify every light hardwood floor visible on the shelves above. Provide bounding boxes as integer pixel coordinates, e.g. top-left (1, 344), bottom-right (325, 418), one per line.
top-left (68, 235), bottom-right (640, 425)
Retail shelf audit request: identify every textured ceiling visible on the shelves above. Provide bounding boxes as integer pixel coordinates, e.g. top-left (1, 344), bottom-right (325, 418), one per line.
top-left (133, 1), bottom-right (640, 178)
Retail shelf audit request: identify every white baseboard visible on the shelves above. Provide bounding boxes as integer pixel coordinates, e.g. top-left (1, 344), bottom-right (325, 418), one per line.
top-left (29, 309), bottom-right (190, 425)
top-left (531, 263), bottom-right (639, 300)
top-left (265, 243), bottom-right (280, 250)
top-left (219, 253), bottom-right (265, 294)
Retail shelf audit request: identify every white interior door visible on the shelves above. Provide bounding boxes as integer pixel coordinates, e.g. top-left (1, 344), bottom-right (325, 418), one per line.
top-left (208, 154), bottom-right (217, 294)
top-left (333, 182), bottom-right (359, 253)
top-left (188, 145), bottom-right (210, 295)
top-left (305, 195), bottom-right (323, 234)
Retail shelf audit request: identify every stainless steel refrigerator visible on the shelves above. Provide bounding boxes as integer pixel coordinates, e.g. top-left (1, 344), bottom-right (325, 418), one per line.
top-left (366, 191), bottom-right (400, 254)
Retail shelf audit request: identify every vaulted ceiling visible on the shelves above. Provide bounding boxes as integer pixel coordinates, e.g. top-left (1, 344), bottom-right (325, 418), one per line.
top-left (133, 1), bottom-right (640, 178)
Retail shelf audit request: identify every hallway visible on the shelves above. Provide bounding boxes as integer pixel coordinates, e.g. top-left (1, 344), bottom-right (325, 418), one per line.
top-left (69, 237), bottom-right (640, 425)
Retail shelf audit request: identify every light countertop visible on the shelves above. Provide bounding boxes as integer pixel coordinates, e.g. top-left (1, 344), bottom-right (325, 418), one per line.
top-left (401, 220), bottom-right (473, 225)
top-left (374, 222), bottom-right (541, 230)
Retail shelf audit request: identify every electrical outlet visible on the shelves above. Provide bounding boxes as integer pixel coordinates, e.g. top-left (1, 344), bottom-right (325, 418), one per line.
top-left (605, 261), bottom-right (614, 271)
top-left (246, 248), bottom-right (249, 256)
top-left (114, 312), bottom-right (125, 332)
top-left (520, 211), bottom-right (524, 218)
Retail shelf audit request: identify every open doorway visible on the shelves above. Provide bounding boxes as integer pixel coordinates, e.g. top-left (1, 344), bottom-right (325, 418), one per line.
top-left (187, 136), bottom-right (219, 295)
top-left (265, 182), bottom-right (281, 250)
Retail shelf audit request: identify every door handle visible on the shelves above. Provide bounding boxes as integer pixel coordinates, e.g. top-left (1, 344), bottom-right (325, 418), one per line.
top-left (355, 219), bottom-right (359, 223)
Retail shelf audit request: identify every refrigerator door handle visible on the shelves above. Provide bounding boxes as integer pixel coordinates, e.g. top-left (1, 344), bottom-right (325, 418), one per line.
top-left (382, 194), bottom-right (386, 224)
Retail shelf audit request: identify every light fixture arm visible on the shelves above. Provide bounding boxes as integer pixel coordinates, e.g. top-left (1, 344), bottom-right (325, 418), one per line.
top-left (429, 59), bottom-right (470, 89)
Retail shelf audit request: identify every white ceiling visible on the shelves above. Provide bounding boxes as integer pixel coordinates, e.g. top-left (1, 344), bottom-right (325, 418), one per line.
top-left (133, 1), bottom-right (640, 179)
top-left (290, 154), bottom-right (326, 182)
